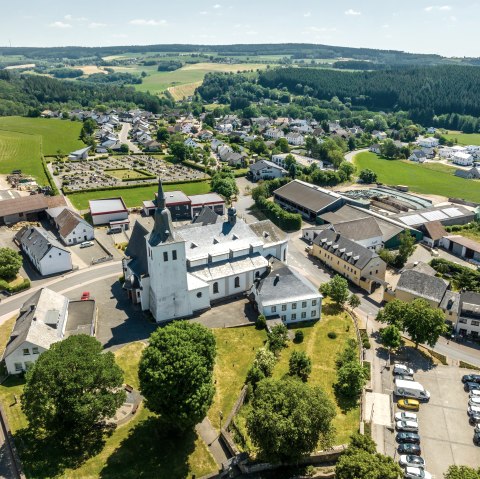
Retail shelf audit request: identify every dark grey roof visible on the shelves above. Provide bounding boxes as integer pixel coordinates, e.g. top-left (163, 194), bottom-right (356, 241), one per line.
top-left (192, 206), bottom-right (222, 226)
top-left (149, 180), bottom-right (176, 246)
top-left (440, 290), bottom-right (460, 314)
top-left (332, 217), bottom-right (382, 241)
top-left (411, 150), bottom-right (427, 158)
top-left (248, 220), bottom-right (287, 244)
top-left (459, 291), bottom-right (480, 318)
top-left (312, 229), bottom-right (379, 270)
top-left (64, 300), bottom-right (96, 337)
top-left (125, 221), bottom-right (149, 276)
top-left (16, 226), bottom-right (67, 261)
top-left (396, 269), bottom-right (448, 304)
top-left (249, 159), bottom-right (286, 172)
top-left (256, 260), bottom-right (320, 305)
top-left (274, 180), bottom-right (342, 213)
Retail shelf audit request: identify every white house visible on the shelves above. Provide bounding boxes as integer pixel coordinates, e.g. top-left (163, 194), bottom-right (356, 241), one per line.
top-left (372, 131), bottom-right (387, 141)
top-left (249, 260), bottom-right (322, 324)
top-left (54, 208), bottom-right (94, 245)
top-left (409, 150), bottom-right (427, 163)
top-left (452, 152), bottom-right (474, 166)
top-left (418, 137), bottom-right (439, 148)
top-left (271, 153), bottom-right (323, 170)
top-left (15, 226), bottom-right (72, 276)
top-left (122, 181), bottom-right (289, 323)
top-left (285, 132), bottom-right (305, 146)
top-left (369, 144), bottom-right (381, 154)
top-left (184, 138), bottom-right (199, 149)
top-left (249, 159), bottom-right (287, 181)
top-left (264, 129), bottom-right (284, 140)
top-left (2, 288), bottom-right (96, 375)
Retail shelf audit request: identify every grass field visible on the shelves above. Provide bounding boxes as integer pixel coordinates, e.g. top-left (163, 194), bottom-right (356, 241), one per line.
top-left (444, 131), bottom-right (480, 146)
top-left (106, 169), bottom-right (153, 180)
top-left (354, 151), bottom-right (480, 202)
top-left (68, 180), bottom-right (211, 210)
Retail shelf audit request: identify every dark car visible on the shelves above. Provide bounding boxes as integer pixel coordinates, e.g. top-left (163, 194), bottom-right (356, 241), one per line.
top-left (470, 412), bottom-right (480, 425)
top-left (465, 382), bottom-right (480, 392)
top-left (462, 374), bottom-right (480, 384)
top-left (474, 432), bottom-right (480, 446)
top-left (398, 443), bottom-right (422, 455)
top-left (396, 432), bottom-right (421, 444)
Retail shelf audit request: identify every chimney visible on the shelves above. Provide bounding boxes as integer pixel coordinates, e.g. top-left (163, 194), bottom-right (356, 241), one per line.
top-left (228, 207), bottom-right (237, 225)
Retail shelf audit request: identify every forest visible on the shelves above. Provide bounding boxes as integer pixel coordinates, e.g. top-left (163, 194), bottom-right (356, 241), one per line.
top-left (0, 71), bottom-right (170, 116)
top-left (258, 66), bottom-right (480, 122)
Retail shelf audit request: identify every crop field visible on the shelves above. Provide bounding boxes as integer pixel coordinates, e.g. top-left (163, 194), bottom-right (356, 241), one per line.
top-left (354, 151), bottom-right (480, 202)
top-left (0, 116), bottom-right (84, 155)
top-left (68, 180), bottom-right (211, 210)
top-left (444, 131), bottom-right (480, 146)
top-left (168, 81), bottom-right (203, 100)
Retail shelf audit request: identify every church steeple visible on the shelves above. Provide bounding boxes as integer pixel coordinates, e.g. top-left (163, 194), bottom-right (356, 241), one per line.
top-left (149, 178), bottom-right (175, 246)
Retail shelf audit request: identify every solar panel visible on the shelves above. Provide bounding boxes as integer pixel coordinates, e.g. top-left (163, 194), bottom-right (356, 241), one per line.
top-left (400, 214), bottom-right (424, 226)
top-left (443, 207), bottom-right (462, 218)
top-left (422, 210), bottom-right (448, 222)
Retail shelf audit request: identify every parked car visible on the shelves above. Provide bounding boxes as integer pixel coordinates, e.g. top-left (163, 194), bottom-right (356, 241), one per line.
top-left (464, 382), bottom-right (480, 392)
top-left (404, 466), bottom-right (432, 479)
top-left (398, 399), bottom-right (420, 411)
top-left (396, 432), bottom-right (421, 444)
top-left (394, 364), bottom-right (414, 377)
top-left (462, 374), bottom-right (480, 384)
top-left (470, 390), bottom-right (480, 398)
top-left (475, 424), bottom-right (480, 433)
top-left (395, 412), bottom-right (418, 422)
top-left (399, 455), bottom-right (425, 468)
top-left (397, 374), bottom-right (415, 382)
top-left (469, 412), bottom-right (480, 425)
top-left (468, 405), bottom-right (480, 417)
top-left (80, 241), bottom-right (94, 248)
top-left (398, 443), bottom-right (421, 455)
top-left (396, 420), bottom-right (419, 432)
top-left (469, 397), bottom-right (480, 407)
top-left (474, 431), bottom-right (480, 446)
top-left (81, 292), bottom-right (90, 301)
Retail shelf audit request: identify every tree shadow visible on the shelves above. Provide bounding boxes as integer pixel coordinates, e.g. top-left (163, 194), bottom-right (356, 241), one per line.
top-left (322, 303), bottom-right (344, 317)
top-left (333, 388), bottom-right (360, 414)
top-left (99, 416), bottom-right (198, 479)
top-left (15, 426), bottom-right (109, 479)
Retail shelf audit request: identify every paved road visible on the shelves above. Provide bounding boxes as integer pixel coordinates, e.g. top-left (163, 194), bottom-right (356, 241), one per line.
top-left (118, 123), bottom-right (141, 154)
top-left (344, 148), bottom-right (369, 163)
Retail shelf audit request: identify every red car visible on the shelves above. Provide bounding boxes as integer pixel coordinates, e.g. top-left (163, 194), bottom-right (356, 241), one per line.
top-left (81, 292), bottom-right (90, 301)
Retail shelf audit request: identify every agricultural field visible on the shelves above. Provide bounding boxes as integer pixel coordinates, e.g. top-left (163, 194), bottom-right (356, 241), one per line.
top-left (168, 81), bottom-right (203, 101)
top-left (68, 180), bottom-right (211, 210)
top-left (353, 151), bottom-right (480, 202)
top-left (444, 131), bottom-right (480, 146)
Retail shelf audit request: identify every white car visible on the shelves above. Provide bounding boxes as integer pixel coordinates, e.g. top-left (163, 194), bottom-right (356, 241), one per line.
top-left (394, 364), bottom-right (414, 376)
top-left (395, 412), bottom-right (418, 422)
top-left (396, 420), bottom-right (419, 432)
top-left (469, 397), bottom-right (480, 407)
top-left (404, 466), bottom-right (432, 479)
top-left (80, 241), bottom-right (94, 248)
top-left (468, 405), bottom-right (480, 416)
top-left (470, 390), bottom-right (480, 399)
top-left (399, 455), bottom-right (426, 468)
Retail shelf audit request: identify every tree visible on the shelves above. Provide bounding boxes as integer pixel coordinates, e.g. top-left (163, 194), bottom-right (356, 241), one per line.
top-left (348, 294), bottom-right (361, 310)
top-left (380, 139), bottom-right (400, 159)
top-left (0, 247), bottom-right (22, 279)
top-left (211, 171), bottom-right (239, 199)
top-left (21, 335), bottom-right (125, 439)
top-left (376, 299), bottom-right (406, 329)
top-left (320, 275), bottom-right (350, 307)
top-left (255, 314), bottom-right (266, 330)
top-left (275, 137), bottom-right (289, 153)
top-left (267, 324), bottom-right (289, 354)
top-left (335, 433), bottom-right (402, 479)
top-left (170, 141), bottom-right (187, 161)
top-left (156, 127), bottom-right (169, 142)
top-left (247, 378), bottom-right (335, 462)
top-left (347, 136), bottom-right (356, 151)
top-left (335, 358), bottom-right (367, 398)
top-left (359, 169), bottom-right (378, 183)
top-left (253, 347), bottom-right (277, 377)
top-left (82, 118), bottom-right (96, 136)
top-left (397, 231), bottom-right (416, 266)
top-left (380, 325), bottom-right (402, 351)
top-left (119, 143), bottom-right (129, 154)
top-left (249, 138), bottom-right (268, 155)
top-left (339, 161), bottom-right (355, 179)
top-left (139, 321), bottom-right (216, 432)
top-left (289, 351), bottom-right (312, 382)
top-left (444, 466), bottom-right (480, 479)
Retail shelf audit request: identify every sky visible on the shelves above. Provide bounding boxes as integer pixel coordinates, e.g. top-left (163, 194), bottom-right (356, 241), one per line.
top-left (0, 0), bottom-right (478, 57)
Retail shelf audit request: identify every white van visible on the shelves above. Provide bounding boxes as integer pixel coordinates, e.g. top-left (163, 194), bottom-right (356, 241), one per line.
top-left (394, 379), bottom-right (430, 402)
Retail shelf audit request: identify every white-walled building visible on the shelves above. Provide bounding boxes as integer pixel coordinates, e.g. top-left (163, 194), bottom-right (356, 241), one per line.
top-left (249, 260), bottom-right (322, 324)
top-left (123, 181), bottom-right (289, 323)
top-left (249, 159), bottom-right (287, 181)
top-left (418, 137), bottom-right (439, 148)
top-left (452, 152), bottom-right (474, 166)
top-left (271, 153), bottom-right (323, 170)
top-left (89, 197), bottom-right (129, 226)
top-left (48, 208), bottom-right (94, 245)
top-left (15, 226), bottom-right (72, 276)
top-left (285, 132), bottom-right (305, 146)
top-left (264, 128), bottom-right (284, 140)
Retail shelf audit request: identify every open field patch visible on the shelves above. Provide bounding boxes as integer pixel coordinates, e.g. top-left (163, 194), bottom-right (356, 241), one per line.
top-left (168, 81), bottom-right (203, 100)
top-left (444, 131), bottom-right (480, 146)
top-left (106, 168), bottom-right (153, 181)
top-left (354, 151), bottom-right (480, 202)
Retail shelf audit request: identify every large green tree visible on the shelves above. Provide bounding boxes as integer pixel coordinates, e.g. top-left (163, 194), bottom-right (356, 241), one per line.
top-left (0, 247), bottom-right (22, 279)
top-left (139, 321), bottom-right (216, 432)
top-left (211, 170), bottom-right (239, 199)
top-left (320, 275), bottom-right (350, 307)
top-left (247, 377), bottom-right (335, 462)
top-left (336, 433), bottom-right (402, 479)
top-left (21, 335), bottom-right (125, 439)
top-left (380, 325), bottom-right (402, 351)
top-left (288, 351), bottom-right (312, 382)
top-left (444, 466), bottom-right (480, 479)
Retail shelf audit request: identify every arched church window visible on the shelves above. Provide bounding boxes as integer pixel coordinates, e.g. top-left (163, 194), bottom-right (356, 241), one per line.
top-left (213, 282), bottom-right (219, 294)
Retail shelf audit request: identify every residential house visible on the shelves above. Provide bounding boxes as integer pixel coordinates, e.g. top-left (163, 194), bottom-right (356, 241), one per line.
top-left (454, 167), bottom-right (480, 179)
top-left (52, 208), bottom-right (94, 245)
top-left (285, 132), bottom-right (305, 146)
top-left (271, 153), bottom-right (323, 170)
top-left (15, 226), bottom-right (72, 276)
top-left (409, 150), bottom-right (427, 163)
top-left (184, 138), bottom-right (200, 149)
top-left (372, 131), bottom-right (388, 141)
top-left (249, 259), bottom-right (322, 324)
top-left (311, 229), bottom-right (386, 293)
top-left (369, 144), bottom-right (381, 154)
top-left (418, 137), bottom-right (439, 148)
top-left (453, 152), bottom-right (474, 166)
top-left (455, 292), bottom-right (480, 338)
top-left (264, 128), bottom-right (284, 140)
top-left (249, 160), bottom-right (287, 181)
top-left (198, 130), bottom-right (213, 140)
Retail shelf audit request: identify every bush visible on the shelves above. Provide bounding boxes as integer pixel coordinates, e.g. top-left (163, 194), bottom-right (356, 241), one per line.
top-left (256, 314), bottom-right (267, 330)
top-left (294, 330), bottom-right (304, 343)
top-left (252, 347), bottom-right (277, 377)
top-left (256, 196), bottom-right (302, 231)
top-left (267, 324), bottom-right (290, 354)
top-left (328, 331), bottom-right (337, 339)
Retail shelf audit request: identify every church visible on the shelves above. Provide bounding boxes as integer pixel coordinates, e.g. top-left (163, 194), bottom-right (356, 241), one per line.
top-left (122, 180), bottom-right (289, 323)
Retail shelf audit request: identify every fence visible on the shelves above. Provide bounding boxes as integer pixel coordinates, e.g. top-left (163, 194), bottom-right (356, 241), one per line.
top-left (0, 404), bottom-right (25, 479)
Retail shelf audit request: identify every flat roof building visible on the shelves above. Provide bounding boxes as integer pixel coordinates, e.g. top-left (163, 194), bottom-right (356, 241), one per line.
top-left (89, 197), bottom-right (128, 226)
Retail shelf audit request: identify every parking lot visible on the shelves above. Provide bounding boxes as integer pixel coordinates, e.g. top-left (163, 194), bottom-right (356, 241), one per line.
top-left (384, 358), bottom-right (480, 478)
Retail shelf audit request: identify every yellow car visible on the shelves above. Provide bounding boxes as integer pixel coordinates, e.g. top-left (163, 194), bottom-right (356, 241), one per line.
top-left (398, 398), bottom-right (420, 411)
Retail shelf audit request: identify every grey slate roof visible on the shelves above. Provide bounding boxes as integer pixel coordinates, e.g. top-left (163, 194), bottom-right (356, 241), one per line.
top-left (16, 226), bottom-right (67, 261)
top-left (396, 269), bottom-right (448, 304)
top-left (250, 159), bottom-right (286, 173)
top-left (459, 291), bottom-right (480, 318)
top-left (125, 221), bottom-right (149, 276)
top-left (312, 229), bottom-right (379, 270)
top-left (55, 208), bottom-right (90, 238)
top-left (332, 217), bottom-right (382, 242)
top-left (192, 206), bottom-right (222, 226)
top-left (440, 290), bottom-right (460, 315)
top-left (248, 220), bottom-right (287, 244)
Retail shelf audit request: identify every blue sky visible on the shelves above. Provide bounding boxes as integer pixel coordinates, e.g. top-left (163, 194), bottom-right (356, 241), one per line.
top-left (0, 1), bottom-right (477, 57)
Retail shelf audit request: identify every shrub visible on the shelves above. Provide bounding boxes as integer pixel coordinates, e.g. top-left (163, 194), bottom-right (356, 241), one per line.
top-left (328, 331), bottom-right (337, 339)
top-left (256, 314), bottom-right (267, 330)
top-left (267, 324), bottom-right (290, 354)
top-left (294, 330), bottom-right (304, 343)
top-left (253, 347), bottom-right (277, 377)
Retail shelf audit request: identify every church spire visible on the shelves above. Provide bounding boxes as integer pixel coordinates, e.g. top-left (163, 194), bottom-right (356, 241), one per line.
top-left (149, 177), bottom-right (175, 246)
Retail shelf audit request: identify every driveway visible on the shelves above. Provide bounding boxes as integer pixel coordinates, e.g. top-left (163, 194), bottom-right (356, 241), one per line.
top-left (118, 122), bottom-right (141, 153)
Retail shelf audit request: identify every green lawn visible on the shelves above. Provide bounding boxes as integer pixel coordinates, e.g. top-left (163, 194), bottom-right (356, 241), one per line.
top-left (106, 169), bottom-right (153, 181)
top-left (68, 181), bottom-right (211, 210)
top-left (444, 132), bottom-right (480, 146)
top-left (354, 151), bottom-right (480, 202)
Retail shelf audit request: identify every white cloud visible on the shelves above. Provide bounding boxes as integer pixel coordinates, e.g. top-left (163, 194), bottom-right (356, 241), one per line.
top-left (64, 14), bottom-right (73, 20)
top-left (304, 12), bottom-right (311, 17)
top-left (213, 4), bottom-right (221, 8)
top-left (64, 14), bottom-right (88, 22)
top-left (199, 11), bottom-right (208, 15)
top-left (382, 24), bottom-right (390, 29)
top-left (424, 5), bottom-right (451, 11)
top-left (129, 19), bottom-right (167, 26)
top-left (49, 21), bottom-right (72, 28)
top-left (345, 9), bottom-right (361, 15)
top-left (112, 33), bottom-right (128, 39)
top-left (245, 30), bottom-right (258, 36)
top-left (303, 26), bottom-right (337, 33)
top-left (89, 22), bottom-right (107, 28)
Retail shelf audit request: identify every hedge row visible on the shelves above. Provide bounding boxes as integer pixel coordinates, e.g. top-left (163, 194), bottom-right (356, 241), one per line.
top-left (42, 156), bottom-right (60, 195)
top-left (256, 196), bottom-right (302, 231)
top-left (0, 278), bottom-right (31, 294)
